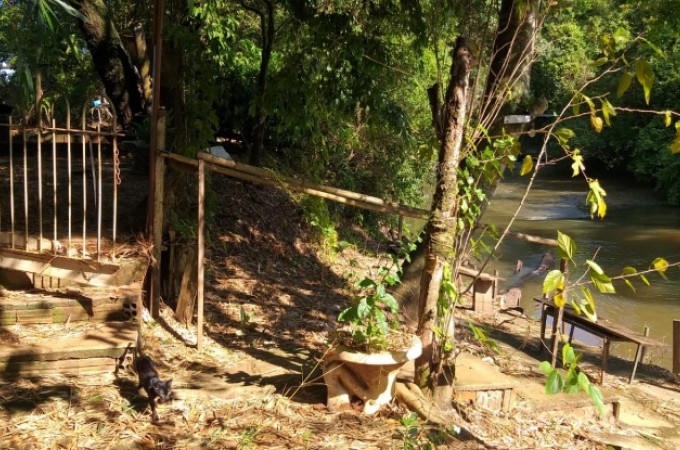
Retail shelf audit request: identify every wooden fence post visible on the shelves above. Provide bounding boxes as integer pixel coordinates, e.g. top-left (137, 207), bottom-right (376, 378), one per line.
top-left (197, 158), bottom-right (205, 350)
top-left (673, 320), bottom-right (680, 374)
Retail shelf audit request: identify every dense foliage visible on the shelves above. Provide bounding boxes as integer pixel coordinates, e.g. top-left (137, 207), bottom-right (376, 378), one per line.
top-left (1, 0), bottom-right (679, 216)
top-left (532, 0), bottom-right (680, 203)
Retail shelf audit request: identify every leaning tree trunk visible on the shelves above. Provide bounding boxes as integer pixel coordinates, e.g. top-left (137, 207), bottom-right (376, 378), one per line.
top-left (415, 37), bottom-right (473, 409)
top-left (76, 0), bottom-right (145, 127)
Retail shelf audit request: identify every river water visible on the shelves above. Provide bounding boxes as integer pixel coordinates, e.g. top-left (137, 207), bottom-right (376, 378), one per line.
top-left (482, 165), bottom-right (680, 370)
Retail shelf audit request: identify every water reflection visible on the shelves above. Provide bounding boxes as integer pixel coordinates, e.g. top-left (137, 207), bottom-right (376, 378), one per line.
top-left (483, 167), bottom-right (680, 370)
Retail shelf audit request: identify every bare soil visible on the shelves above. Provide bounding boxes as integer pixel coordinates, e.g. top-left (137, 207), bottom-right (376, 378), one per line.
top-left (2, 175), bottom-right (680, 449)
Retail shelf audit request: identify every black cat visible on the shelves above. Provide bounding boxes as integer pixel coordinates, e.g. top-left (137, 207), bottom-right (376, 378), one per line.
top-left (134, 334), bottom-right (173, 423)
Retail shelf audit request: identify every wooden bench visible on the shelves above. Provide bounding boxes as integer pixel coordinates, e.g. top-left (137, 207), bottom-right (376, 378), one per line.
top-left (535, 298), bottom-right (667, 384)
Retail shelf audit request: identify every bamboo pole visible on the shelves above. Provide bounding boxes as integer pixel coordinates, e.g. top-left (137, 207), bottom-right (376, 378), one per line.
top-left (9, 116), bottom-right (14, 249)
top-left (52, 119), bottom-right (58, 253)
top-left (197, 152), bottom-right (430, 219)
top-left (673, 320), bottom-right (680, 374)
top-left (172, 153), bottom-right (422, 218)
top-left (81, 106), bottom-right (88, 257)
top-left (66, 100), bottom-right (72, 252)
top-left (23, 125), bottom-right (28, 248)
top-left (197, 158), bottom-right (205, 350)
top-left (111, 98), bottom-right (119, 260)
top-left (97, 123), bottom-right (102, 260)
top-left (37, 122), bottom-right (43, 252)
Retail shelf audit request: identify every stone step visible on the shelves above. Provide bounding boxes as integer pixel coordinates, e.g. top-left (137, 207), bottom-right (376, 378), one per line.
top-left (0, 321), bottom-right (136, 378)
top-left (0, 286), bottom-right (140, 325)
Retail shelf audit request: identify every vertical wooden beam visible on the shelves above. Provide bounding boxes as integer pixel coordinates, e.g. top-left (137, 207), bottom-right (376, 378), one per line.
top-left (147, 0), bottom-right (165, 318)
top-left (640, 325), bottom-right (650, 363)
top-left (151, 113), bottom-right (166, 320)
top-left (197, 159), bottom-right (205, 350)
top-left (9, 116), bottom-right (14, 249)
top-left (673, 320), bottom-right (680, 374)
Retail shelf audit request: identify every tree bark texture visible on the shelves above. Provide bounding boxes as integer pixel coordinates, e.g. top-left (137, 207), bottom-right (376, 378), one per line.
top-left (484, 0), bottom-right (538, 108)
top-left (242, 0), bottom-right (275, 167)
top-left (77, 0), bottom-right (144, 127)
top-left (415, 37), bottom-right (472, 408)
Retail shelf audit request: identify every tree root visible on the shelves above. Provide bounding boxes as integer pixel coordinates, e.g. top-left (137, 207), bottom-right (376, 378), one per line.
top-left (395, 381), bottom-right (450, 425)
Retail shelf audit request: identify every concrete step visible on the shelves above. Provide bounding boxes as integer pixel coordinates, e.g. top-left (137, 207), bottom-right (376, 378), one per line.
top-left (0, 321), bottom-right (136, 378)
top-left (0, 286), bottom-right (140, 325)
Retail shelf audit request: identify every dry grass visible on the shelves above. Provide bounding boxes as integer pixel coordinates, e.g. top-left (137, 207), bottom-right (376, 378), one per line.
top-left (0, 176), bottom-right (655, 449)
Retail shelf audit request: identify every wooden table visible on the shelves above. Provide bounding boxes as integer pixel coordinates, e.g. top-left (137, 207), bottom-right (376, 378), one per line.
top-left (535, 298), bottom-right (667, 384)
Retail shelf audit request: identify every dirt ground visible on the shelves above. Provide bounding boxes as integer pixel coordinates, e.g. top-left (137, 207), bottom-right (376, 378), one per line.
top-left (2, 176), bottom-right (680, 449)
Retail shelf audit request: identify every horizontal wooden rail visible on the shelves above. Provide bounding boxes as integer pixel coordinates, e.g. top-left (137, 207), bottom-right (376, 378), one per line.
top-left (162, 152), bottom-right (431, 220)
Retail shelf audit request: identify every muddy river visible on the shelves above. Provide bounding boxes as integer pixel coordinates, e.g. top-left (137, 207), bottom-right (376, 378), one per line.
top-left (482, 165), bottom-right (680, 370)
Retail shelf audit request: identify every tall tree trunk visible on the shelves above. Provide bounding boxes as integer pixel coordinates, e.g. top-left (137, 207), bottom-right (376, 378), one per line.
top-left (242, 0), bottom-right (275, 167)
top-left (415, 37), bottom-right (473, 409)
top-left (484, 0), bottom-right (538, 114)
top-left (76, 0), bottom-right (144, 127)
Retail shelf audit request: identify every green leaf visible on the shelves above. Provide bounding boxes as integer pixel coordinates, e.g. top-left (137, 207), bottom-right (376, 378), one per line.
top-left (357, 278), bottom-right (376, 289)
top-left (590, 114), bottom-right (604, 133)
top-left (586, 179), bottom-right (608, 219)
top-left (600, 98), bottom-right (617, 127)
top-left (652, 257), bottom-right (669, 280)
top-left (562, 344), bottom-right (577, 365)
top-left (652, 257), bottom-right (669, 272)
top-left (543, 270), bottom-right (565, 295)
top-left (557, 230), bottom-right (576, 260)
top-left (588, 384), bottom-right (606, 418)
top-left (634, 60), bottom-right (654, 105)
top-left (356, 298), bottom-right (370, 319)
top-left (546, 370), bottom-right (563, 395)
top-left (382, 293), bottom-right (399, 313)
top-left (580, 287), bottom-right (598, 321)
top-left (577, 372), bottom-right (591, 391)
top-left (641, 274), bottom-right (650, 286)
top-left (338, 306), bottom-right (357, 322)
top-left (554, 127), bottom-right (575, 144)
top-left (572, 92), bottom-right (582, 116)
top-left (671, 137), bottom-right (680, 154)
top-left (613, 27), bottom-right (630, 45)
top-left (592, 56), bottom-right (608, 67)
top-left (621, 266), bottom-right (637, 293)
top-left (586, 260), bottom-right (604, 275)
top-left (617, 72), bottom-right (633, 98)
top-left (554, 291), bottom-right (567, 308)
top-left (571, 150), bottom-right (584, 177)
top-left (591, 272), bottom-right (616, 294)
top-left (520, 155), bottom-right (533, 176)
top-left (665, 111), bottom-right (672, 127)
top-left (640, 37), bottom-right (667, 59)
top-left (624, 279), bottom-right (636, 293)
top-left (539, 361), bottom-right (553, 375)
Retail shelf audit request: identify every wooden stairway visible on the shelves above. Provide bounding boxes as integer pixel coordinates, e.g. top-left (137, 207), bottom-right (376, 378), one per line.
top-left (0, 253), bottom-right (148, 378)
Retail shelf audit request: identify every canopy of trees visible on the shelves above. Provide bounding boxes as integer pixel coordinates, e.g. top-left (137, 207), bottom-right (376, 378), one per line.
top-left (2, 0), bottom-right (679, 205)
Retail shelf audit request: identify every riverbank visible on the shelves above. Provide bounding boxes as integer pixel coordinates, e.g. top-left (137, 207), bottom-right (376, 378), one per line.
top-left (458, 305), bottom-right (680, 449)
top-left (2, 177), bottom-right (680, 449)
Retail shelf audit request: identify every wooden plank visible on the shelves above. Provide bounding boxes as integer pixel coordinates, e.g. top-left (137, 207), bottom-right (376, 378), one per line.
top-left (0, 248), bottom-right (147, 287)
top-left (174, 246), bottom-right (198, 326)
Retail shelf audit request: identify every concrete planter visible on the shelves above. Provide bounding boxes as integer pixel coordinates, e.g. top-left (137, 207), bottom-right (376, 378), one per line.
top-left (323, 334), bottom-right (422, 415)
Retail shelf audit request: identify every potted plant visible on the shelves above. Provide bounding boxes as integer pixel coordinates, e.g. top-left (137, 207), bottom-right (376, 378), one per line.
top-left (323, 243), bottom-right (422, 415)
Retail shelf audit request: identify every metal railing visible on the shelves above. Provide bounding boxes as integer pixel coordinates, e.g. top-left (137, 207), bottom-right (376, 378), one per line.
top-left (0, 99), bottom-right (123, 262)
